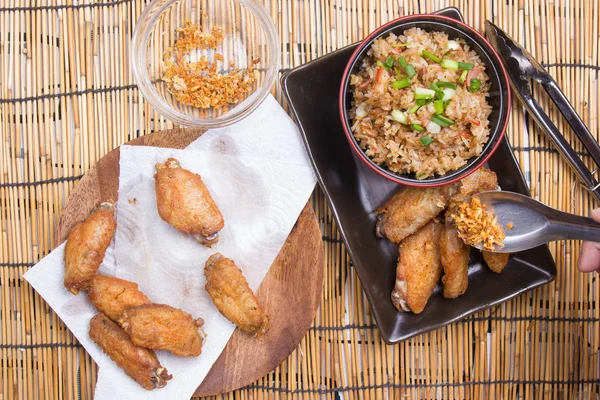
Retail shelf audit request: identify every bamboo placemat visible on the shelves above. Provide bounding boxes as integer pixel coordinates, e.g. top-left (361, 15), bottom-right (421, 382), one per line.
top-left (1, 0), bottom-right (599, 398)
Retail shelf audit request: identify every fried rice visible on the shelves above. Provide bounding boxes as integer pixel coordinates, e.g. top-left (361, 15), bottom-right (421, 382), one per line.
top-left (349, 28), bottom-right (492, 179)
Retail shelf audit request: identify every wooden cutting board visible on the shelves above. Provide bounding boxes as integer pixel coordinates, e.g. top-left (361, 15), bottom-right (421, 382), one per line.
top-left (56, 129), bottom-right (324, 396)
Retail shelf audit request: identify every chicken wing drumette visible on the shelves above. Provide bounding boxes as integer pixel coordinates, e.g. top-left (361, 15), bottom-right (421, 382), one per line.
top-left (88, 274), bottom-right (151, 323)
top-left (482, 251), bottom-right (510, 273)
top-left (391, 219), bottom-right (443, 314)
top-left (121, 304), bottom-right (205, 357)
top-left (64, 202), bottom-right (116, 294)
top-left (439, 168), bottom-right (497, 299)
top-left (376, 185), bottom-right (456, 243)
top-left (89, 313), bottom-right (172, 390)
top-left (440, 213), bottom-right (470, 299)
top-left (205, 253), bottom-right (269, 338)
top-left (154, 158), bottom-right (224, 247)
top-left (448, 167), bottom-right (499, 208)
top-left (448, 167), bottom-right (510, 274)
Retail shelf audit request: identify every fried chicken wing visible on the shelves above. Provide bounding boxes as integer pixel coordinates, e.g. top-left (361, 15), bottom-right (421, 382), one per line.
top-left (89, 313), bottom-right (172, 390)
top-left (64, 202), bottom-right (116, 294)
top-left (391, 219), bottom-right (443, 314)
top-left (88, 274), bottom-right (151, 323)
top-left (448, 168), bottom-right (510, 273)
top-left (376, 185), bottom-right (456, 243)
top-left (154, 158), bottom-right (224, 247)
top-left (440, 213), bottom-right (470, 299)
top-left (205, 253), bottom-right (269, 338)
top-left (121, 304), bottom-right (205, 357)
top-left (482, 251), bottom-right (510, 273)
top-left (449, 167), bottom-right (498, 207)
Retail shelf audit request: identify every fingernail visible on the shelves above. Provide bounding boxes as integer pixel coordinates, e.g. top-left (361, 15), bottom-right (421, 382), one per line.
top-left (591, 208), bottom-right (600, 219)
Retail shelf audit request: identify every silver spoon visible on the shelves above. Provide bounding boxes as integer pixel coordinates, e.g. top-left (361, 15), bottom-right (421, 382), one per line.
top-left (462, 191), bottom-right (600, 253)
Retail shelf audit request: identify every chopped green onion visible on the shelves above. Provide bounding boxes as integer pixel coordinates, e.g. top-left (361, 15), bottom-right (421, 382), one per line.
top-left (408, 104), bottom-right (421, 114)
top-left (420, 135), bottom-right (434, 146)
top-left (430, 117), bottom-right (450, 128)
top-left (392, 77), bottom-right (412, 89)
top-left (416, 172), bottom-right (427, 179)
top-left (384, 56), bottom-right (395, 69)
top-left (397, 56), bottom-right (416, 78)
top-left (421, 50), bottom-right (442, 63)
top-left (415, 99), bottom-right (430, 106)
top-left (411, 124), bottom-right (424, 132)
top-left (414, 87), bottom-right (436, 99)
top-left (426, 121), bottom-right (441, 134)
top-left (376, 61), bottom-right (384, 68)
top-left (430, 82), bottom-right (445, 100)
top-left (415, 93), bottom-right (433, 100)
top-left (447, 40), bottom-right (460, 51)
top-left (441, 58), bottom-right (459, 70)
top-left (392, 43), bottom-right (410, 47)
top-left (430, 114), bottom-right (455, 127)
top-left (458, 62), bottom-right (474, 70)
top-left (394, 67), bottom-right (402, 78)
top-left (442, 88), bottom-right (456, 101)
top-left (459, 69), bottom-right (468, 83)
top-left (391, 109), bottom-right (408, 124)
top-left (433, 100), bottom-right (444, 115)
top-left (468, 78), bottom-right (482, 92)
top-left (436, 81), bottom-right (457, 89)
top-left (443, 101), bottom-right (450, 111)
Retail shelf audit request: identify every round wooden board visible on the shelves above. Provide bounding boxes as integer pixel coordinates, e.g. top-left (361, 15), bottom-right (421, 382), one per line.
top-left (56, 129), bottom-right (325, 397)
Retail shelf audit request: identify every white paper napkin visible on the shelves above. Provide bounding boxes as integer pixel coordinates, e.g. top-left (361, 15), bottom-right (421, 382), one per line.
top-left (24, 94), bottom-right (317, 399)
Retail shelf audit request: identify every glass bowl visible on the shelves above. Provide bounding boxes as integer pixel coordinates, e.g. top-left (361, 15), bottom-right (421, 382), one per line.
top-left (131, 0), bottom-right (279, 128)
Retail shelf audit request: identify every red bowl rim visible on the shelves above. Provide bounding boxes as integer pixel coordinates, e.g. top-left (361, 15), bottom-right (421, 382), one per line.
top-left (339, 13), bottom-right (512, 187)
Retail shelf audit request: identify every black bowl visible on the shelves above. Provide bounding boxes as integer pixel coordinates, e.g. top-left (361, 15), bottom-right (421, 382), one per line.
top-left (339, 14), bottom-right (512, 187)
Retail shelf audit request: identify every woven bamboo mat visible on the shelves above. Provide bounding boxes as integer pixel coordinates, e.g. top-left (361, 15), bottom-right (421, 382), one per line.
top-left (1, 0), bottom-right (599, 398)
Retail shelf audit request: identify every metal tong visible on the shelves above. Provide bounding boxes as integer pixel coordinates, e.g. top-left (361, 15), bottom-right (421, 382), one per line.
top-left (485, 21), bottom-right (600, 203)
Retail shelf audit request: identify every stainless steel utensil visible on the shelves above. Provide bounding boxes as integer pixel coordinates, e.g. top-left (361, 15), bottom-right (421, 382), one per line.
top-left (466, 191), bottom-right (600, 253)
top-left (485, 21), bottom-right (600, 203)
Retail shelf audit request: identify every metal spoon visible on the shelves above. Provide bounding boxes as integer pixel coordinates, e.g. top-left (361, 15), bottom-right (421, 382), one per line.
top-left (463, 191), bottom-right (600, 253)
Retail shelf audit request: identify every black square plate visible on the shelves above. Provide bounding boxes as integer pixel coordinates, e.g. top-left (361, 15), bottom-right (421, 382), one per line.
top-left (281, 7), bottom-right (556, 343)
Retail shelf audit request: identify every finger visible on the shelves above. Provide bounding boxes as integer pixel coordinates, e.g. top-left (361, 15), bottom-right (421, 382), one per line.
top-left (591, 208), bottom-right (600, 223)
top-left (577, 241), bottom-right (600, 272)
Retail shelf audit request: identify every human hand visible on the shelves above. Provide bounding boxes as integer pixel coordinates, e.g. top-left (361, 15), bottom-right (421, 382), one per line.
top-left (577, 208), bottom-right (600, 273)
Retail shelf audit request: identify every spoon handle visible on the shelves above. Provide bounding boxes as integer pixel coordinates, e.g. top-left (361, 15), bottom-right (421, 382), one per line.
top-left (546, 211), bottom-right (600, 242)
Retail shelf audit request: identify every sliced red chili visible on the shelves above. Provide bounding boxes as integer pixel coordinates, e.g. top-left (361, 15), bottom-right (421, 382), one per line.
top-left (375, 67), bottom-right (383, 84)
